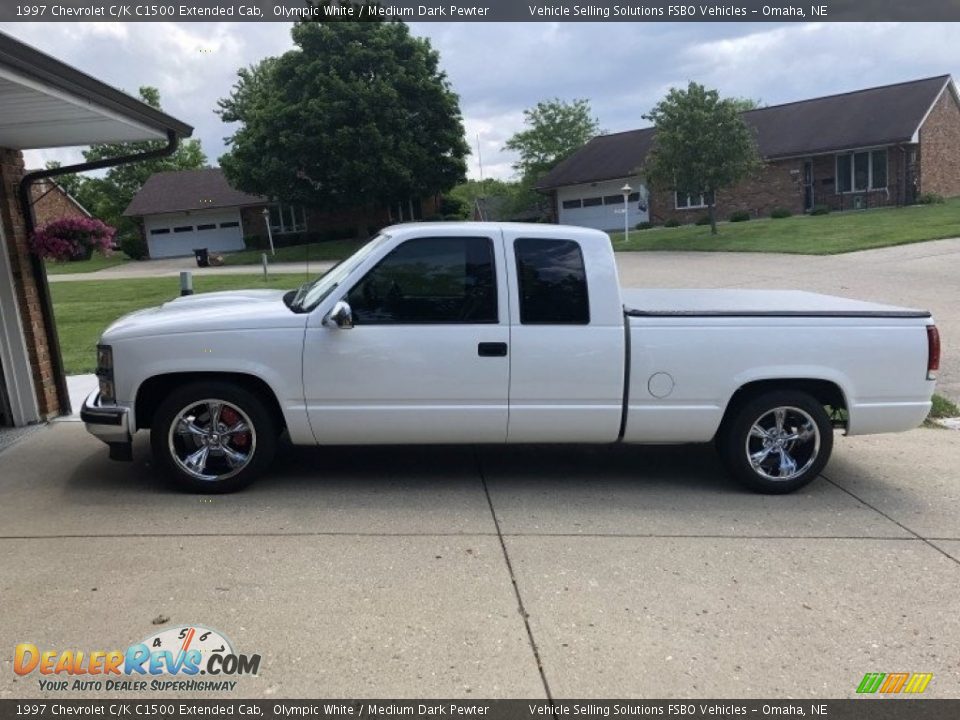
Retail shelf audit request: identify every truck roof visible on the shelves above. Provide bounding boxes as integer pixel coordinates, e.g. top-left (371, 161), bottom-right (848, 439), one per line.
top-left (381, 221), bottom-right (612, 243)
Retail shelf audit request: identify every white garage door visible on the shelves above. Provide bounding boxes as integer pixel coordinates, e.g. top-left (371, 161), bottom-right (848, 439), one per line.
top-left (556, 177), bottom-right (648, 232)
top-left (146, 210), bottom-right (246, 259)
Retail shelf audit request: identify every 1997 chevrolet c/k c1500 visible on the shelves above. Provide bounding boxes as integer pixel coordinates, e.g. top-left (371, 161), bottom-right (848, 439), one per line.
top-left (81, 222), bottom-right (940, 494)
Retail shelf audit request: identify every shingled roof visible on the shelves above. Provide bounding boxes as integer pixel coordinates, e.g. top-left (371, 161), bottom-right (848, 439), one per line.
top-left (537, 75), bottom-right (954, 190)
top-left (123, 168), bottom-right (265, 216)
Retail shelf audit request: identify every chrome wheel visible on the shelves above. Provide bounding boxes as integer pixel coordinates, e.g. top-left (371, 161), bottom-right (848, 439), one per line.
top-left (744, 406), bottom-right (820, 482)
top-left (167, 399), bottom-right (257, 482)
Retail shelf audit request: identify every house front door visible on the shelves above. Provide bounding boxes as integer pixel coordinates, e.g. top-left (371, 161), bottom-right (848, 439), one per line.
top-left (803, 160), bottom-right (814, 212)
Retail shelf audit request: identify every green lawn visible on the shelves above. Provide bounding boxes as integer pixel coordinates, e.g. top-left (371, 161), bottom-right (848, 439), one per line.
top-left (222, 239), bottom-right (366, 266)
top-left (610, 199), bottom-right (960, 254)
top-left (45, 253), bottom-right (129, 275)
top-left (51, 274), bottom-right (305, 375)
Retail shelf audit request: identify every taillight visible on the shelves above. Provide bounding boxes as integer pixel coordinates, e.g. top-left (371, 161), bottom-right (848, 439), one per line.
top-left (927, 325), bottom-right (940, 380)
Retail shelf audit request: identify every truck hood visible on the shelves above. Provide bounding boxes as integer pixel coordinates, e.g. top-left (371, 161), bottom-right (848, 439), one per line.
top-left (101, 289), bottom-right (307, 341)
top-left (622, 289), bottom-right (930, 318)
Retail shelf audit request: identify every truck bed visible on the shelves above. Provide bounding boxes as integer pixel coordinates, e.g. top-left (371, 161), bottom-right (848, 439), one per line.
top-left (622, 289), bottom-right (930, 318)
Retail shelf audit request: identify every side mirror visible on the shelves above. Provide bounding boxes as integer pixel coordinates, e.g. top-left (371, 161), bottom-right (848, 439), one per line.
top-left (324, 300), bottom-right (354, 329)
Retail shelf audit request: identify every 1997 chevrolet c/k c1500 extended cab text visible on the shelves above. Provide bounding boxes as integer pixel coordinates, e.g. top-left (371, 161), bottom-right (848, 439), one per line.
top-left (81, 222), bottom-right (940, 494)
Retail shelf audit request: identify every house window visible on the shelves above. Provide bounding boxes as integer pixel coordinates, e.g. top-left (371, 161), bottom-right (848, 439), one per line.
top-left (836, 149), bottom-right (887, 193)
top-left (675, 190), bottom-right (714, 209)
top-left (269, 203), bottom-right (307, 234)
top-left (196, 224), bottom-right (216, 231)
top-left (173, 226), bottom-right (193, 233)
top-left (561, 199), bottom-right (581, 210)
top-left (582, 197), bottom-right (603, 207)
top-left (219, 221), bottom-right (240, 229)
top-left (149, 228), bottom-right (169, 235)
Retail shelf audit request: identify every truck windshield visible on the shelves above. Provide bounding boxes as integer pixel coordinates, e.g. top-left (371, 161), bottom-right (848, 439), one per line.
top-left (288, 233), bottom-right (389, 313)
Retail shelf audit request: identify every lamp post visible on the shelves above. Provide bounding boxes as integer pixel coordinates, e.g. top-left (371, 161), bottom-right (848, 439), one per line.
top-left (621, 183), bottom-right (632, 244)
top-left (261, 207), bottom-right (276, 256)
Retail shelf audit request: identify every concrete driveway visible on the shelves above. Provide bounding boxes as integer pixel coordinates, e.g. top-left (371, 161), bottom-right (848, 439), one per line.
top-left (1, 422), bottom-right (958, 699)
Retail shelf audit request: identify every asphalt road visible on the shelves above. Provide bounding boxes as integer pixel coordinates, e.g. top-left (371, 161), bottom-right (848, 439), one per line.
top-left (1, 422), bottom-right (958, 699)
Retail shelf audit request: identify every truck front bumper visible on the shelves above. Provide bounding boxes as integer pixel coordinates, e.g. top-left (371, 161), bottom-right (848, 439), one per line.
top-left (80, 390), bottom-right (133, 461)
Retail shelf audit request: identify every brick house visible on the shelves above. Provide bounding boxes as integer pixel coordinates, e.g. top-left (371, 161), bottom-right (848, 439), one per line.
top-left (31, 177), bottom-right (92, 226)
top-left (0, 32), bottom-right (191, 427)
top-left (537, 76), bottom-right (960, 230)
top-left (125, 167), bottom-right (441, 259)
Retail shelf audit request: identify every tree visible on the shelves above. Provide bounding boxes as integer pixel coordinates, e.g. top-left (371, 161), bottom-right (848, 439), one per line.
top-left (46, 87), bottom-right (207, 239)
top-left (504, 98), bottom-right (599, 185)
top-left (643, 82), bottom-right (761, 235)
top-left (217, 22), bottom-right (468, 233)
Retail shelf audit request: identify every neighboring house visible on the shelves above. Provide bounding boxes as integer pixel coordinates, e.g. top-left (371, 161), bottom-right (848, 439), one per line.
top-left (537, 75), bottom-right (960, 230)
top-left (0, 31), bottom-right (191, 427)
top-left (125, 167), bottom-right (442, 259)
top-left (29, 176), bottom-right (92, 226)
top-left (124, 168), bottom-right (265, 259)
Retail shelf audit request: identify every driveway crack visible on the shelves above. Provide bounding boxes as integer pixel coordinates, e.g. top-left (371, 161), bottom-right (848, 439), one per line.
top-left (474, 450), bottom-right (553, 701)
top-left (820, 471), bottom-right (960, 567)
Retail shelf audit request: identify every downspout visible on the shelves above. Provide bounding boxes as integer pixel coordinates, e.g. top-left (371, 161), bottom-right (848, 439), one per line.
top-left (18, 130), bottom-right (180, 416)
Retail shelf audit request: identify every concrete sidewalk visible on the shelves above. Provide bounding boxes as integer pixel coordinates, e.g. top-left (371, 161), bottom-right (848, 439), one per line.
top-left (48, 256), bottom-right (334, 282)
top-left (1, 423), bottom-right (957, 698)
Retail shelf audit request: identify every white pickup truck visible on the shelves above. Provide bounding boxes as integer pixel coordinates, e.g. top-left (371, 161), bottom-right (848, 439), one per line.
top-left (81, 222), bottom-right (940, 494)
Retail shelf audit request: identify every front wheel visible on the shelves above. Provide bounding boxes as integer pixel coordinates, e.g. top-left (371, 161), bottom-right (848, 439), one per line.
top-left (151, 382), bottom-right (277, 493)
top-left (717, 390), bottom-right (833, 494)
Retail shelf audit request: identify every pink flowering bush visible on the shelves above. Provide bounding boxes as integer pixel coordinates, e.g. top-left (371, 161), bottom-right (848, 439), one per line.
top-left (29, 217), bottom-right (116, 262)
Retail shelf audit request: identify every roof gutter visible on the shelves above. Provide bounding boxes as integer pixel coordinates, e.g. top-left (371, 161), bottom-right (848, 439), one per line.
top-left (18, 130), bottom-right (181, 416)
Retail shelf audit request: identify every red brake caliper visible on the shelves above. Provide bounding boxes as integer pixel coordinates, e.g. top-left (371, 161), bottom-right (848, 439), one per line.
top-left (220, 407), bottom-right (250, 448)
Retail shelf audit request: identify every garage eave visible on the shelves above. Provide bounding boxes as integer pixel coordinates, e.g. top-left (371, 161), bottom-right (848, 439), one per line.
top-left (0, 31), bottom-right (193, 149)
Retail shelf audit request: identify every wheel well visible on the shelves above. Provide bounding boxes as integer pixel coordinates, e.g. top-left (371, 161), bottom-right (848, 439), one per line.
top-left (134, 372), bottom-right (286, 432)
top-left (722, 378), bottom-right (848, 430)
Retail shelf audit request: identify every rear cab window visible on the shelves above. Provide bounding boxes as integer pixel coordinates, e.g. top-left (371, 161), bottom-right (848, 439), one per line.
top-left (513, 238), bottom-right (590, 324)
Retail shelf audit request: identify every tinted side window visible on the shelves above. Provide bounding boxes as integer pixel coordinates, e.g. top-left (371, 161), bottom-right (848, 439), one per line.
top-left (514, 238), bottom-right (589, 324)
top-left (347, 237), bottom-right (497, 325)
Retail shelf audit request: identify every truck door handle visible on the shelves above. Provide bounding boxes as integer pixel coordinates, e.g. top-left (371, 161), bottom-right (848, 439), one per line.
top-left (478, 342), bottom-right (508, 357)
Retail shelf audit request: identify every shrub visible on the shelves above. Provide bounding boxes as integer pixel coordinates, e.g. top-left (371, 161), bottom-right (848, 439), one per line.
top-left (663, 218), bottom-right (681, 228)
top-left (770, 207), bottom-right (792, 219)
top-left (243, 234), bottom-right (266, 251)
top-left (29, 217), bottom-right (116, 262)
top-left (810, 204), bottom-right (831, 216)
top-left (918, 192), bottom-right (945, 205)
top-left (635, 221), bottom-right (654, 230)
top-left (119, 234), bottom-right (148, 261)
top-left (695, 215), bottom-right (711, 226)
top-left (728, 210), bottom-right (751, 222)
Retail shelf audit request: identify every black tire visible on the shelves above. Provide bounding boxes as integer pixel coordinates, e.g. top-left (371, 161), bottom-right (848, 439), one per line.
top-left (150, 381), bottom-right (277, 493)
top-left (716, 390), bottom-right (833, 494)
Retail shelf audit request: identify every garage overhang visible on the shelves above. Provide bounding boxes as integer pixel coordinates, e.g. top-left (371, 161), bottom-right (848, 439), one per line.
top-left (0, 31), bottom-right (193, 149)
top-left (0, 31), bottom-right (193, 424)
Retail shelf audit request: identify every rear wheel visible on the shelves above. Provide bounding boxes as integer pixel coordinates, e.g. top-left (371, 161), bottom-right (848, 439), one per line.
top-left (151, 382), bottom-right (276, 493)
top-left (717, 390), bottom-right (833, 494)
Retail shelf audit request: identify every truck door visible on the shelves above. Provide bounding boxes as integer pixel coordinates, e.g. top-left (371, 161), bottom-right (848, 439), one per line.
top-left (302, 232), bottom-right (511, 444)
top-left (503, 231), bottom-right (626, 443)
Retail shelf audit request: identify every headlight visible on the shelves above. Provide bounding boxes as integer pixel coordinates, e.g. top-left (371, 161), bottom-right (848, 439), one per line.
top-left (96, 344), bottom-right (113, 370)
top-left (96, 344), bottom-right (115, 403)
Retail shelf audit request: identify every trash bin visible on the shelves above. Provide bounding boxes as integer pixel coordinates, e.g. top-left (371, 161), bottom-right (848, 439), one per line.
top-left (193, 248), bottom-right (209, 268)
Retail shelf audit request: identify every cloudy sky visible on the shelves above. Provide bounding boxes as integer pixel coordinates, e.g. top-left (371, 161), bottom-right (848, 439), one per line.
top-left (5, 21), bottom-right (959, 180)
